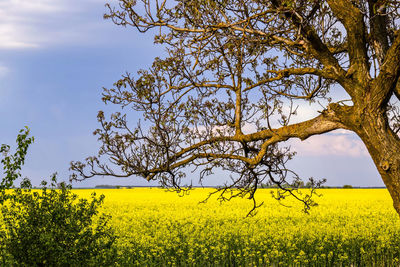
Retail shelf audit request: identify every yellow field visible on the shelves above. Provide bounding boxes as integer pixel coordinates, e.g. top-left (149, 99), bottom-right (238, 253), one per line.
top-left (74, 188), bottom-right (400, 266)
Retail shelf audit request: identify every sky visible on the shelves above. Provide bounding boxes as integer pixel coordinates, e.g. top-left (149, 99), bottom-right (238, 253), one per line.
top-left (0, 0), bottom-right (383, 188)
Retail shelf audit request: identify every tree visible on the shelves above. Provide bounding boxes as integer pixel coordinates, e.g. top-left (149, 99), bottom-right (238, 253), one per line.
top-left (0, 128), bottom-right (116, 265)
top-left (70, 0), bottom-right (400, 215)
top-left (2, 176), bottom-right (116, 266)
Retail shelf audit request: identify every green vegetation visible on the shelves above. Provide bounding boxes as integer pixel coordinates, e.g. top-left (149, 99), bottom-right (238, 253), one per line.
top-left (77, 188), bottom-right (400, 266)
top-left (0, 128), bottom-right (116, 266)
top-left (1, 128), bottom-right (399, 266)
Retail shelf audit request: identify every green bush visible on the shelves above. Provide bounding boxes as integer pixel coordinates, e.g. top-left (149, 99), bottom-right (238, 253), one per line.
top-left (0, 127), bottom-right (117, 266)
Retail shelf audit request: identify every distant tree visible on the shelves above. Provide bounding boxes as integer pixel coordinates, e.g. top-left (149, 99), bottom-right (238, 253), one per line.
top-left (95, 184), bottom-right (117, 188)
top-left (71, 1), bottom-right (400, 215)
top-left (305, 181), bottom-right (314, 188)
top-left (343, 184), bottom-right (353, 189)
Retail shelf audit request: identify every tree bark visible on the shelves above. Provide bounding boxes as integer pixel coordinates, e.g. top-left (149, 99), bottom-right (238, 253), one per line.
top-left (355, 109), bottom-right (400, 216)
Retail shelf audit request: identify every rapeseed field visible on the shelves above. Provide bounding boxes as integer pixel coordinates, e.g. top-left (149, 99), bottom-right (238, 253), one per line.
top-left (74, 188), bottom-right (400, 266)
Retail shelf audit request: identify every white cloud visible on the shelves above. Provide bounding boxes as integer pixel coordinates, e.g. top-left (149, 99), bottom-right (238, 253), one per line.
top-left (242, 123), bottom-right (257, 134)
top-left (287, 103), bottom-right (320, 124)
top-left (289, 130), bottom-right (369, 157)
top-left (0, 24), bottom-right (39, 49)
top-left (0, 0), bottom-right (69, 49)
top-left (0, 0), bottom-right (117, 50)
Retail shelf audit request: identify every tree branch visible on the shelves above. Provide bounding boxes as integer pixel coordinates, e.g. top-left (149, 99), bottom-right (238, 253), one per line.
top-left (243, 67), bottom-right (336, 93)
top-left (372, 31), bottom-right (400, 107)
top-left (368, 0), bottom-right (390, 66)
top-left (269, 0), bottom-right (346, 74)
top-left (327, 0), bottom-right (370, 86)
top-left (144, 107), bottom-right (346, 178)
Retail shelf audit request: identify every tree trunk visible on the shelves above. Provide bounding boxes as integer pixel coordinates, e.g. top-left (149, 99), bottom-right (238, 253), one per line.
top-left (356, 110), bottom-right (400, 216)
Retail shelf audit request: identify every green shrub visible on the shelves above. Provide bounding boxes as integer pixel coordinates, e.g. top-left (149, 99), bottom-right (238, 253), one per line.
top-left (0, 127), bottom-right (117, 266)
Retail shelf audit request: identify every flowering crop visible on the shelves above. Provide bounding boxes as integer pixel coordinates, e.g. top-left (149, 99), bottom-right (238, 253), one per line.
top-left (73, 188), bottom-right (400, 266)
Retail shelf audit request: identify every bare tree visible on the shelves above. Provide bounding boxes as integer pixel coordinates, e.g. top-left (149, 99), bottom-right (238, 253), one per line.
top-left (70, 0), bottom-right (400, 216)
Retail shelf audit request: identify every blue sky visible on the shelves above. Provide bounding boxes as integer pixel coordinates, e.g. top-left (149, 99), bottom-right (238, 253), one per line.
top-left (0, 0), bottom-right (383, 188)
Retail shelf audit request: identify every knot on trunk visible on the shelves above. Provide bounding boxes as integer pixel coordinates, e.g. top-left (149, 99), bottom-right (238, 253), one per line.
top-left (380, 160), bottom-right (390, 171)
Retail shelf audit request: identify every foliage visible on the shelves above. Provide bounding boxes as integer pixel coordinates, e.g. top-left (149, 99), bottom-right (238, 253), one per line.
top-left (0, 128), bottom-right (116, 266)
top-left (0, 126), bottom-right (34, 197)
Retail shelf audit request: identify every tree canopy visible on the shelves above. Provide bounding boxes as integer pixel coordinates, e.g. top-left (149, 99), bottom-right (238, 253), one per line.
top-left (70, 0), bottom-right (400, 215)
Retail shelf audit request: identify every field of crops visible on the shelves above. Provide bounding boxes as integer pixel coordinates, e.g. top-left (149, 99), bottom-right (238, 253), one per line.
top-left (72, 188), bottom-right (400, 266)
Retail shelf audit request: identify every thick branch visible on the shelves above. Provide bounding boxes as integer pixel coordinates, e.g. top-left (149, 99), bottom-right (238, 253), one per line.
top-left (241, 108), bottom-right (346, 143)
top-left (143, 107), bottom-right (346, 177)
top-left (327, 0), bottom-right (370, 88)
top-left (368, 0), bottom-right (390, 66)
top-left (372, 31), bottom-right (400, 107)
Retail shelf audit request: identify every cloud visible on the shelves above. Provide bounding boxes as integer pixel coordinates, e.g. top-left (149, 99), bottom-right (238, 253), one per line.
top-left (287, 102), bottom-right (320, 124)
top-left (289, 130), bottom-right (369, 157)
top-left (0, 0), bottom-right (67, 49)
top-left (0, 24), bottom-right (39, 49)
top-left (0, 0), bottom-right (118, 50)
